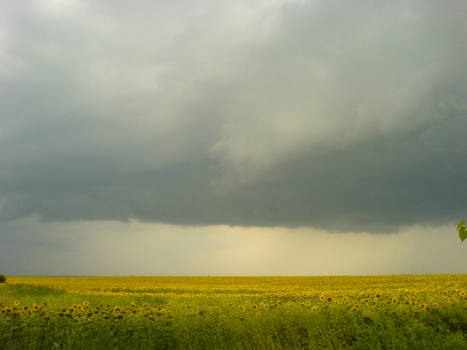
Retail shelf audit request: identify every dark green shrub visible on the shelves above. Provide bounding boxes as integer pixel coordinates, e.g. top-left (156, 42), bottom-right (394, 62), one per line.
top-left (0, 274), bottom-right (6, 283)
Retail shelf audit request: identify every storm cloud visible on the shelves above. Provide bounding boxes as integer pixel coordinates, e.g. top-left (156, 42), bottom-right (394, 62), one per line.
top-left (1, 0), bottom-right (466, 232)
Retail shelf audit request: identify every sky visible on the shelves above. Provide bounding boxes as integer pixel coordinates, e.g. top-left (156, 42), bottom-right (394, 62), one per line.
top-left (0, 0), bottom-right (466, 275)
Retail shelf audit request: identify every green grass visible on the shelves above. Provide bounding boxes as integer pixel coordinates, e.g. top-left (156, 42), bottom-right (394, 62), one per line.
top-left (0, 284), bottom-right (167, 309)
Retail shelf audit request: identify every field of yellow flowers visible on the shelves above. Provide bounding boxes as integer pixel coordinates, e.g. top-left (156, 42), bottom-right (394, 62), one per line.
top-left (1, 275), bottom-right (466, 349)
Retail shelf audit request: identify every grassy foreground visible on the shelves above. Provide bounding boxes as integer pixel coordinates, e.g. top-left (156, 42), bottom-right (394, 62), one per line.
top-left (0, 275), bottom-right (466, 349)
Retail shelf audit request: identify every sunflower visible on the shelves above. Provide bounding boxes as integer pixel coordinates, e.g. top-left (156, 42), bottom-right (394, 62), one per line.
top-left (13, 300), bottom-right (20, 306)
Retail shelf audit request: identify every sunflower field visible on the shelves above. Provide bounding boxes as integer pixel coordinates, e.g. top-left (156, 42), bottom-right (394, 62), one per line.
top-left (0, 275), bottom-right (465, 349)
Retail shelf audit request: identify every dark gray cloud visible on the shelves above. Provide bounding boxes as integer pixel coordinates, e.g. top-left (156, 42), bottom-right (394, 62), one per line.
top-left (1, 0), bottom-right (466, 232)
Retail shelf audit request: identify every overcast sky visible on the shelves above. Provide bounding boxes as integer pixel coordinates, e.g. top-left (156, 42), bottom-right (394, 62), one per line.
top-left (1, 0), bottom-right (466, 275)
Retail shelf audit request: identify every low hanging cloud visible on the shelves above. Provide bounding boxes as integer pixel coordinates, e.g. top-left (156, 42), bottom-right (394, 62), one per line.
top-left (0, 217), bottom-right (465, 275)
top-left (0, 0), bottom-right (466, 232)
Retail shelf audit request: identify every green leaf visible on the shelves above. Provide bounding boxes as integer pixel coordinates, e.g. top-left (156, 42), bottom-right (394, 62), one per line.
top-left (457, 220), bottom-right (467, 242)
